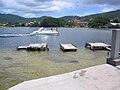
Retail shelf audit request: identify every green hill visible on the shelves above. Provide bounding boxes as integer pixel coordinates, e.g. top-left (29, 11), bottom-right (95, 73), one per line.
top-left (60, 9), bottom-right (120, 21)
top-left (81, 9), bottom-right (120, 21)
top-left (0, 14), bottom-right (51, 23)
top-left (40, 17), bottom-right (65, 27)
top-left (0, 9), bottom-right (120, 23)
top-left (60, 16), bottom-right (81, 21)
top-left (0, 14), bottom-right (27, 23)
top-left (29, 16), bottom-right (52, 22)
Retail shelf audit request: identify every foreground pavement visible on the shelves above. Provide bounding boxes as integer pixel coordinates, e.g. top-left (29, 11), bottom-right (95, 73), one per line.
top-left (9, 64), bottom-right (120, 90)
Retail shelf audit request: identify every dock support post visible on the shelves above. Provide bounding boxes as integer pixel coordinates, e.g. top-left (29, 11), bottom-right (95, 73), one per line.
top-left (107, 29), bottom-right (120, 66)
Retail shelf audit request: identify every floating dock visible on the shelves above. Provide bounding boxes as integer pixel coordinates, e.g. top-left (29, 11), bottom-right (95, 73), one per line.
top-left (85, 42), bottom-right (110, 50)
top-left (60, 44), bottom-right (77, 52)
top-left (17, 43), bottom-right (49, 51)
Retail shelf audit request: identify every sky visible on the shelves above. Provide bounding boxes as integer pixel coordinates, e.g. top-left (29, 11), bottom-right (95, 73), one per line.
top-left (0, 0), bottom-right (120, 18)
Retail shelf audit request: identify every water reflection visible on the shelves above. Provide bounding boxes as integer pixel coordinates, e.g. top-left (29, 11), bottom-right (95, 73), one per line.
top-left (41, 35), bottom-right (49, 42)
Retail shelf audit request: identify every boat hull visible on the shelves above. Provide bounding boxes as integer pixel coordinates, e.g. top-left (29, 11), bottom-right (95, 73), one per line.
top-left (30, 27), bottom-right (59, 35)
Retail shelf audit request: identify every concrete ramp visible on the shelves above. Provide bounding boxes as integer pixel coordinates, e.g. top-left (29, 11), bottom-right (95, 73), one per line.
top-left (8, 64), bottom-right (120, 90)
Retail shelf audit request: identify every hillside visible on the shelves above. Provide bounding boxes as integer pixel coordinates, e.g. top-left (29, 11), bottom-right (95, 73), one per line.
top-left (60, 9), bottom-right (120, 21)
top-left (81, 9), bottom-right (120, 21)
top-left (0, 9), bottom-right (120, 23)
top-left (60, 16), bottom-right (81, 21)
top-left (0, 14), bottom-right (27, 23)
top-left (29, 16), bottom-right (53, 22)
top-left (0, 14), bottom-right (51, 23)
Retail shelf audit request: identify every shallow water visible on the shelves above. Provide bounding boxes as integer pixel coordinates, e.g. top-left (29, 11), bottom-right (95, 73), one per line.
top-left (0, 27), bottom-right (112, 89)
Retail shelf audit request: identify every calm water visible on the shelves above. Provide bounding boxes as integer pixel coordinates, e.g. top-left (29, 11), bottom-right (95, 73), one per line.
top-left (0, 27), bottom-right (112, 90)
top-left (0, 27), bottom-right (112, 48)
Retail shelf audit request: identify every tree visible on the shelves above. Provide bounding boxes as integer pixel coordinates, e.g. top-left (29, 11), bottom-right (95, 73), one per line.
top-left (88, 16), bottom-right (110, 28)
top-left (40, 17), bottom-right (66, 27)
top-left (66, 22), bottom-right (75, 27)
top-left (112, 18), bottom-right (120, 23)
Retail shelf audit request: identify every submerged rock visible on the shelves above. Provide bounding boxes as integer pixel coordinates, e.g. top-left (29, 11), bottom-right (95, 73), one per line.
top-left (4, 57), bottom-right (13, 60)
top-left (69, 60), bottom-right (79, 63)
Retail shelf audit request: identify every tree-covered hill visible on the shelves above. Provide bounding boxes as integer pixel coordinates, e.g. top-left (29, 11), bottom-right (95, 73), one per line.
top-left (60, 9), bottom-right (120, 21)
top-left (29, 16), bottom-right (51, 22)
top-left (81, 9), bottom-right (120, 21)
top-left (0, 14), bottom-right (53, 23)
top-left (40, 17), bottom-right (65, 27)
top-left (0, 14), bottom-right (27, 23)
top-left (60, 16), bottom-right (81, 21)
top-left (0, 9), bottom-right (120, 23)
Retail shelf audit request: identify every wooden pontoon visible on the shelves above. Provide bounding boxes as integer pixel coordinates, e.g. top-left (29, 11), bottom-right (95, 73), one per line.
top-left (60, 44), bottom-right (77, 52)
top-left (17, 43), bottom-right (49, 51)
top-left (85, 42), bottom-right (111, 50)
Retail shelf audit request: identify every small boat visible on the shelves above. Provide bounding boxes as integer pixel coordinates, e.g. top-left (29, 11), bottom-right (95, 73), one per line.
top-left (30, 27), bottom-right (59, 35)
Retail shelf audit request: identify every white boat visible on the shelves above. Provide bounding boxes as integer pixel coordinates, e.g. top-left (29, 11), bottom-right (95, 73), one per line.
top-left (30, 27), bottom-right (59, 35)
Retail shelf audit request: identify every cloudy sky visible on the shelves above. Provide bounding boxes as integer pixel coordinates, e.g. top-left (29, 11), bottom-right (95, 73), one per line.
top-left (0, 0), bottom-right (120, 18)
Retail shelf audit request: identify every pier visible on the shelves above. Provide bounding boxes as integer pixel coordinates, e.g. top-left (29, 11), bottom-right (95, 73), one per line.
top-left (85, 42), bottom-right (110, 50)
top-left (17, 43), bottom-right (49, 51)
top-left (107, 29), bottom-right (120, 66)
top-left (60, 44), bottom-right (77, 52)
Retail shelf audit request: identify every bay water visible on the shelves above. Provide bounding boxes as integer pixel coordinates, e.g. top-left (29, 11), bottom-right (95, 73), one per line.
top-left (0, 27), bottom-right (112, 89)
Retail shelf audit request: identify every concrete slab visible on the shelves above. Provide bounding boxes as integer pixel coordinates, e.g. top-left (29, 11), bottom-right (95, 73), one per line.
top-left (60, 44), bottom-right (77, 51)
top-left (107, 58), bottom-right (120, 66)
top-left (116, 65), bottom-right (120, 69)
top-left (89, 42), bottom-right (110, 47)
top-left (85, 42), bottom-right (110, 50)
top-left (8, 64), bottom-right (120, 90)
top-left (60, 44), bottom-right (77, 49)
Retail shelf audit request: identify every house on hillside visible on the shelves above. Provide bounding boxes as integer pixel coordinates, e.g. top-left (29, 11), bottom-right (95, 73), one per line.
top-left (108, 22), bottom-right (120, 28)
top-left (72, 20), bottom-right (81, 23)
top-left (110, 23), bottom-right (120, 26)
top-left (71, 19), bottom-right (88, 27)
